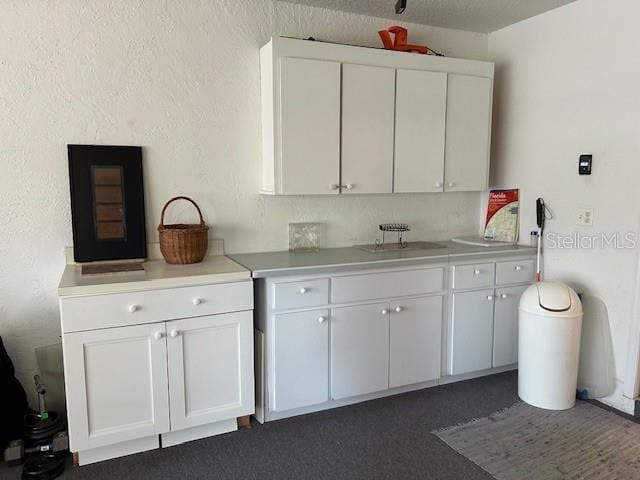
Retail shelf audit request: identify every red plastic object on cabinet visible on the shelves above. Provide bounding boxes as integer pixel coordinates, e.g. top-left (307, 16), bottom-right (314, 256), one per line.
top-left (378, 26), bottom-right (429, 54)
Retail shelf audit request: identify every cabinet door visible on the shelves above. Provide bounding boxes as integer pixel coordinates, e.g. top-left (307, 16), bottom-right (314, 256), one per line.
top-left (493, 285), bottom-right (527, 367)
top-left (280, 57), bottom-right (341, 194)
top-left (331, 303), bottom-right (390, 399)
top-left (450, 289), bottom-right (495, 375)
top-left (272, 309), bottom-right (329, 412)
top-left (389, 296), bottom-right (443, 388)
top-left (341, 64), bottom-right (395, 194)
top-left (394, 69), bottom-right (447, 193)
top-left (166, 312), bottom-right (254, 431)
top-left (63, 323), bottom-right (170, 451)
top-left (444, 74), bottom-right (492, 192)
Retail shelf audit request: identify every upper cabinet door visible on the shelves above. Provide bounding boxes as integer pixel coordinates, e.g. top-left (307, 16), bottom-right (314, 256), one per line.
top-left (444, 74), bottom-right (492, 192)
top-left (280, 57), bottom-right (341, 194)
top-left (394, 69), bottom-right (447, 193)
top-left (341, 64), bottom-right (395, 194)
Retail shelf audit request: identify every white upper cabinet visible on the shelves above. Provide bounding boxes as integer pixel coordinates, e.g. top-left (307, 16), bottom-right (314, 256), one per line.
top-left (444, 74), bottom-right (493, 192)
top-left (279, 57), bottom-right (341, 194)
top-left (394, 69), bottom-right (447, 193)
top-left (341, 64), bottom-right (395, 194)
top-left (260, 37), bottom-right (494, 195)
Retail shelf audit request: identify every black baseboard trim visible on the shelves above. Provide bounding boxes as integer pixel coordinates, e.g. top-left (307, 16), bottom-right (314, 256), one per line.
top-left (587, 399), bottom-right (640, 423)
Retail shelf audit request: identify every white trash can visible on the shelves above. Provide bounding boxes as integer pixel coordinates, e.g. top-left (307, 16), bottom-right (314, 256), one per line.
top-left (518, 282), bottom-right (583, 410)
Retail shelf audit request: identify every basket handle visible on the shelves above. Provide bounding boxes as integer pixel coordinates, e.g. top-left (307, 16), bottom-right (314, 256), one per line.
top-left (160, 196), bottom-right (205, 227)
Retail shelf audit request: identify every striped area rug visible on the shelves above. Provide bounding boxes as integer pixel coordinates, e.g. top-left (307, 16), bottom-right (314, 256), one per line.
top-left (434, 401), bottom-right (640, 479)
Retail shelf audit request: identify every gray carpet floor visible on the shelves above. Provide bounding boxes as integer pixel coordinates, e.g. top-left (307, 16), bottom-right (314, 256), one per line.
top-left (0, 372), bottom-right (519, 480)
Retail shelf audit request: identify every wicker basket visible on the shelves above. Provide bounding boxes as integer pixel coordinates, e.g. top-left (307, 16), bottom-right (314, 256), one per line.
top-left (158, 196), bottom-right (209, 264)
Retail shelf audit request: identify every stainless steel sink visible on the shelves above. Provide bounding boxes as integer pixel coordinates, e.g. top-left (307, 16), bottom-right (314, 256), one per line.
top-left (354, 241), bottom-right (447, 253)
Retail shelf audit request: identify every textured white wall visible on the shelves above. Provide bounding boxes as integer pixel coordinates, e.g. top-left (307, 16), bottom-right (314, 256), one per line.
top-left (489, 0), bottom-right (640, 412)
top-left (0, 0), bottom-right (487, 405)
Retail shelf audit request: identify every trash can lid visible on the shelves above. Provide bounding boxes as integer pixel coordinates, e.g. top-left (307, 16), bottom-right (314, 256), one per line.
top-left (537, 282), bottom-right (572, 312)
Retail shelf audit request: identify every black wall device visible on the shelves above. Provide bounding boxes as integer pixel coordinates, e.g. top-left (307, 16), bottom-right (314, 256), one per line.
top-left (579, 154), bottom-right (592, 175)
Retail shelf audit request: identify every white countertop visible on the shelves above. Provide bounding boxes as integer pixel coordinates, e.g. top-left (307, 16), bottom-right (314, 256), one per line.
top-left (58, 255), bottom-right (251, 296)
top-left (228, 241), bottom-right (536, 278)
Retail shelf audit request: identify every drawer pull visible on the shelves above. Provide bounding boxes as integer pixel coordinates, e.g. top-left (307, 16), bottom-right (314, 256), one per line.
top-left (317, 316), bottom-right (326, 324)
top-left (169, 329), bottom-right (179, 338)
top-left (448, 182), bottom-right (455, 188)
top-left (299, 287), bottom-right (308, 294)
top-left (487, 295), bottom-right (494, 301)
top-left (153, 331), bottom-right (164, 340)
top-left (394, 306), bottom-right (403, 313)
top-left (128, 305), bottom-right (139, 313)
top-left (500, 293), bottom-right (509, 299)
top-left (193, 298), bottom-right (202, 306)
top-left (380, 308), bottom-right (389, 316)
top-left (515, 265), bottom-right (523, 271)
top-left (474, 269), bottom-right (481, 275)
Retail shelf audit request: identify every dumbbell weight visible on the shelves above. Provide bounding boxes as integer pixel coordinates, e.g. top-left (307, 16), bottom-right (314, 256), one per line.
top-left (3, 432), bottom-right (69, 466)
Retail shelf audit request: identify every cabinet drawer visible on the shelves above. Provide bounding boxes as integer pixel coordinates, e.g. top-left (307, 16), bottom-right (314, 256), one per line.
top-left (60, 281), bottom-right (253, 333)
top-left (496, 259), bottom-right (535, 285)
top-left (452, 263), bottom-right (495, 290)
top-left (273, 279), bottom-right (329, 310)
top-left (331, 267), bottom-right (444, 304)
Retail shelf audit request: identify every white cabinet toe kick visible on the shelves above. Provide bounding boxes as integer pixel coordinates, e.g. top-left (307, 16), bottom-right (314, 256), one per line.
top-left (253, 254), bottom-right (535, 423)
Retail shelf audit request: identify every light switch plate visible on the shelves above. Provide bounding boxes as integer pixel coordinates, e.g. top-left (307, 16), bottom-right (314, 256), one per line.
top-left (577, 207), bottom-right (594, 226)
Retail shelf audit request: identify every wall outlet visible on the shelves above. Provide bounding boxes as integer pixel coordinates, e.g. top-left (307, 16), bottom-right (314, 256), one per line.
top-left (577, 207), bottom-right (594, 226)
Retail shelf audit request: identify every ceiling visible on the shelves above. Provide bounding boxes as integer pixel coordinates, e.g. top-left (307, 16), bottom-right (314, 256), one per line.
top-left (283, 0), bottom-right (577, 33)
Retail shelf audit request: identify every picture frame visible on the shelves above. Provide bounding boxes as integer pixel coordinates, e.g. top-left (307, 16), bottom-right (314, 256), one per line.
top-left (68, 144), bottom-right (147, 263)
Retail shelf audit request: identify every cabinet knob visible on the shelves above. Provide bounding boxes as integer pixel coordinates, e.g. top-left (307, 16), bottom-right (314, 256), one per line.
top-left (394, 306), bottom-right (403, 313)
top-left (193, 298), bottom-right (203, 306)
top-left (329, 183), bottom-right (339, 190)
top-left (500, 293), bottom-right (509, 299)
top-left (128, 305), bottom-right (139, 313)
top-left (435, 182), bottom-right (442, 188)
top-left (448, 182), bottom-right (455, 188)
top-left (345, 184), bottom-right (354, 190)
top-left (515, 265), bottom-right (523, 271)
top-left (474, 269), bottom-right (481, 275)
top-left (317, 316), bottom-right (326, 324)
top-left (153, 331), bottom-right (164, 340)
top-left (380, 308), bottom-right (389, 315)
top-left (487, 295), bottom-right (494, 301)
top-left (169, 329), bottom-right (179, 338)
top-left (299, 287), bottom-right (308, 294)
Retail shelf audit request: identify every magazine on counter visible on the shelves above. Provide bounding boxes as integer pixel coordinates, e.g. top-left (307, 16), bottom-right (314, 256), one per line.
top-left (483, 189), bottom-right (519, 243)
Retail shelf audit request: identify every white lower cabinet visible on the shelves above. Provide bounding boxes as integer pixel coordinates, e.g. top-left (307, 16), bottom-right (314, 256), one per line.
top-left (450, 289), bottom-right (495, 375)
top-left (166, 312), bottom-right (254, 431)
top-left (257, 256), bottom-right (533, 422)
top-left (493, 285), bottom-right (528, 367)
top-left (331, 303), bottom-right (390, 400)
top-left (64, 322), bottom-right (171, 452)
top-left (272, 309), bottom-right (329, 411)
top-left (60, 279), bottom-right (254, 464)
top-left (389, 296), bottom-right (443, 388)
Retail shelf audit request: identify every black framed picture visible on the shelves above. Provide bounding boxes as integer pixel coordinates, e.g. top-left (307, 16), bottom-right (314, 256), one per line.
top-left (68, 145), bottom-right (147, 263)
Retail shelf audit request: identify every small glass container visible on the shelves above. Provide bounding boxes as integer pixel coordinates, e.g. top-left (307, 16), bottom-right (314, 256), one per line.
top-left (289, 222), bottom-right (320, 252)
